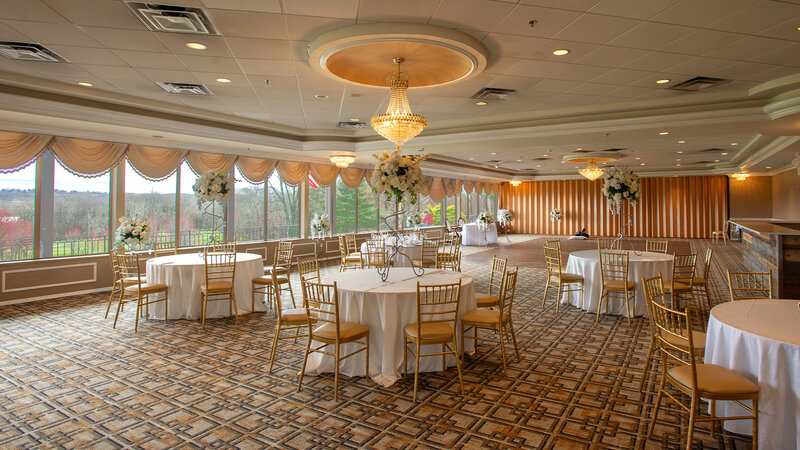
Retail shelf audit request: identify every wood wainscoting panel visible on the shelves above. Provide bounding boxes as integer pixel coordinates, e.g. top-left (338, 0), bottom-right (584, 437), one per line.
top-left (500, 175), bottom-right (728, 238)
top-left (2, 262), bottom-right (97, 293)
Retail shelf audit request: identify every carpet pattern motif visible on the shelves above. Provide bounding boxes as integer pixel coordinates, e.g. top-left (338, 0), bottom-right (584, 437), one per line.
top-left (0, 237), bottom-right (752, 449)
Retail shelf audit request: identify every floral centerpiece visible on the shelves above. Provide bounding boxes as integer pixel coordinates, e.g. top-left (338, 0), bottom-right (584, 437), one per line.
top-left (193, 170), bottom-right (232, 204)
top-left (477, 211), bottom-right (494, 226)
top-left (601, 166), bottom-right (640, 214)
top-left (114, 216), bottom-right (150, 250)
top-left (371, 149), bottom-right (429, 206)
top-left (549, 208), bottom-right (562, 222)
top-left (497, 209), bottom-right (513, 225)
top-left (405, 213), bottom-right (422, 228)
top-left (310, 213), bottom-right (331, 238)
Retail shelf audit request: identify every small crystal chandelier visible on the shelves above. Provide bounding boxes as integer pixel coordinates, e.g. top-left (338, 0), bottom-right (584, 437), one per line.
top-left (370, 57), bottom-right (427, 150)
top-left (329, 153), bottom-right (355, 168)
top-left (578, 161), bottom-right (605, 181)
top-left (730, 172), bottom-right (750, 181)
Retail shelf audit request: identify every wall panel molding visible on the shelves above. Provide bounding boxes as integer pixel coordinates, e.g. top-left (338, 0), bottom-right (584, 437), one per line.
top-left (500, 176), bottom-right (728, 238)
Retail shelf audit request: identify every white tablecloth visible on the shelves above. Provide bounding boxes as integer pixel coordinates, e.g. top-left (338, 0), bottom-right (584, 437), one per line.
top-left (705, 300), bottom-right (800, 450)
top-left (360, 241), bottom-right (422, 268)
top-left (304, 268), bottom-right (476, 387)
top-left (563, 249), bottom-right (673, 316)
top-left (462, 223), bottom-right (498, 246)
top-left (146, 253), bottom-right (264, 320)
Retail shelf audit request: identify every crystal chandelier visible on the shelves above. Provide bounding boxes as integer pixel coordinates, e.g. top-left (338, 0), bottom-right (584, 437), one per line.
top-left (578, 161), bottom-right (605, 181)
top-left (329, 153), bottom-right (355, 168)
top-left (370, 58), bottom-right (427, 149)
top-left (730, 172), bottom-right (750, 181)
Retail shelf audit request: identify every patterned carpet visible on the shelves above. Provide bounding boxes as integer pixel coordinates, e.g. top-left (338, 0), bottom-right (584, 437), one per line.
top-left (0, 236), bottom-right (753, 449)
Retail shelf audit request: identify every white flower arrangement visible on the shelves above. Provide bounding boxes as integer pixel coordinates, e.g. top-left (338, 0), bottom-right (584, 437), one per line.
top-left (497, 209), bottom-right (513, 225)
top-left (476, 211), bottom-right (494, 225)
top-left (549, 208), bottom-right (563, 222)
top-left (193, 170), bottom-right (232, 204)
top-left (600, 166), bottom-right (640, 214)
top-left (405, 214), bottom-right (422, 227)
top-left (114, 216), bottom-right (150, 249)
top-left (310, 213), bottom-right (331, 237)
top-left (371, 149), bottom-right (429, 205)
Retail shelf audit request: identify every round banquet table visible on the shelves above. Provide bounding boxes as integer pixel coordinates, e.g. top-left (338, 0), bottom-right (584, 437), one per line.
top-left (462, 223), bottom-right (498, 246)
top-left (303, 268), bottom-right (476, 387)
top-left (360, 241), bottom-right (422, 268)
top-left (145, 253), bottom-right (264, 320)
top-left (704, 299), bottom-right (800, 449)
top-left (563, 249), bottom-right (673, 316)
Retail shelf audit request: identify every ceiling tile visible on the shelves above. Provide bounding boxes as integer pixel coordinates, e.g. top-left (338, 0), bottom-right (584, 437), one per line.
top-left (225, 37), bottom-right (293, 60)
top-left (112, 50), bottom-right (187, 70)
top-left (177, 55), bottom-right (243, 73)
top-left (254, 88), bottom-right (302, 101)
top-left (608, 21), bottom-right (695, 51)
top-left (81, 27), bottom-right (167, 52)
top-left (758, 18), bottom-right (800, 42)
top-left (17, 61), bottom-right (93, 78)
top-left (588, 0), bottom-right (679, 19)
top-left (206, 9), bottom-right (288, 39)
top-left (482, 33), bottom-right (546, 58)
top-left (650, 0), bottom-right (753, 28)
top-left (0, 57), bottom-right (46, 78)
top-left (0, 21), bottom-right (31, 41)
top-left (282, 0), bottom-right (359, 19)
top-left (238, 59), bottom-right (297, 76)
top-left (519, 0), bottom-right (601, 12)
top-left (356, 0), bottom-right (439, 22)
top-left (204, 84), bottom-right (257, 98)
top-left (154, 34), bottom-right (233, 58)
top-left (590, 67), bottom-right (657, 86)
top-left (137, 68), bottom-right (199, 83)
top-left (200, 0), bottom-right (282, 13)
top-left (0, 0), bottom-right (67, 23)
top-left (575, 45), bottom-right (651, 68)
top-left (708, 0), bottom-right (800, 35)
top-left (663, 29), bottom-right (746, 56)
top-left (622, 51), bottom-right (691, 73)
top-left (565, 81), bottom-right (626, 95)
top-left (746, 43), bottom-right (800, 67)
top-left (710, 36), bottom-right (791, 62)
top-left (551, 64), bottom-right (612, 82)
top-left (503, 59), bottom-right (570, 77)
top-left (42, 0), bottom-right (144, 30)
top-left (553, 13), bottom-right (640, 44)
top-left (3, 21), bottom-right (100, 47)
top-left (528, 39), bottom-right (600, 62)
top-left (523, 78), bottom-right (583, 92)
top-left (245, 74), bottom-right (298, 90)
top-left (664, 56), bottom-right (738, 76)
top-left (430, 0), bottom-right (515, 32)
top-left (492, 5), bottom-right (582, 38)
top-left (79, 65), bottom-right (150, 81)
top-left (487, 74), bottom-right (543, 91)
top-left (284, 15), bottom-right (354, 41)
top-left (483, 57), bottom-right (519, 74)
top-left (46, 45), bottom-right (129, 66)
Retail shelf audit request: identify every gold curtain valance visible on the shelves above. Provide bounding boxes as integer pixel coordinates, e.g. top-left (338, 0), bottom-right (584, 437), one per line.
top-left (0, 131), bottom-right (53, 173)
top-left (127, 145), bottom-right (186, 181)
top-left (275, 160), bottom-right (310, 186)
top-left (236, 156), bottom-right (277, 183)
top-left (339, 167), bottom-right (366, 188)
top-left (428, 177), bottom-right (446, 202)
top-left (309, 163), bottom-right (340, 186)
top-left (185, 151), bottom-right (236, 175)
top-left (50, 137), bottom-right (128, 177)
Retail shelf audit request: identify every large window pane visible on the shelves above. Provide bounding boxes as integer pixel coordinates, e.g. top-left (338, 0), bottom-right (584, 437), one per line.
top-left (308, 176), bottom-right (330, 222)
top-left (356, 178), bottom-right (378, 233)
top-left (487, 192), bottom-right (497, 216)
top-left (179, 162), bottom-right (227, 247)
top-left (125, 160), bottom-right (177, 247)
top-left (334, 177), bottom-right (356, 234)
top-left (234, 167), bottom-right (264, 242)
top-left (0, 163), bottom-right (36, 261)
top-left (415, 194), bottom-right (441, 227)
top-left (444, 195), bottom-right (457, 226)
top-left (267, 172), bottom-right (299, 240)
top-left (53, 163), bottom-right (109, 257)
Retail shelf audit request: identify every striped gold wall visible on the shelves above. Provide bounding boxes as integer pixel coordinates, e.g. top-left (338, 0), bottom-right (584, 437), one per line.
top-left (500, 175), bottom-right (728, 238)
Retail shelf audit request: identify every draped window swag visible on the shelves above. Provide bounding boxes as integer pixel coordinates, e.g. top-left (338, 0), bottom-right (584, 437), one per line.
top-left (0, 130), bottom-right (500, 194)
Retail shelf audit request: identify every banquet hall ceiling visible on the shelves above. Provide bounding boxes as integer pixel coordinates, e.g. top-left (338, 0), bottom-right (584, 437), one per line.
top-left (0, 0), bottom-right (799, 180)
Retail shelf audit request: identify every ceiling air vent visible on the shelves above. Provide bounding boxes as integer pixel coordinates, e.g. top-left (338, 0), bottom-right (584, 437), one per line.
top-left (337, 121), bottom-right (367, 129)
top-left (697, 148), bottom-right (725, 153)
top-left (155, 81), bottom-right (211, 95)
top-left (667, 76), bottom-right (731, 92)
top-left (0, 42), bottom-right (67, 62)
top-left (531, 157), bottom-right (550, 161)
top-left (471, 88), bottom-right (517, 100)
top-left (126, 2), bottom-right (217, 34)
top-left (602, 148), bottom-right (626, 152)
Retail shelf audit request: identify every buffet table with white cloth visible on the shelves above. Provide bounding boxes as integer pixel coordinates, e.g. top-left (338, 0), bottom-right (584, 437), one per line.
top-left (462, 222), bottom-right (498, 246)
top-left (704, 299), bottom-right (800, 450)
top-left (303, 268), bottom-right (476, 387)
top-left (145, 253), bottom-right (264, 320)
top-left (563, 249), bottom-right (673, 316)
top-left (360, 235), bottom-right (422, 268)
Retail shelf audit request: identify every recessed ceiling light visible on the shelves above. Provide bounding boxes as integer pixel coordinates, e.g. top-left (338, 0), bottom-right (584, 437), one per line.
top-left (659, 131), bottom-right (669, 135)
top-left (561, 160), bottom-right (566, 164)
top-left (77, 81), bottom-right (93, 87)
top-left (349, 118), bottom-right (360, 122)
top-left (216, 77), bottom-right (231, 83)
top-left (491, 152), bottom-right (497, 155)
top-left (656, 79), bottom-right (670, 84)
top-left (314, 94), bottom-right (328, 99)
top-left (676, 158), bottom-right (681, 161)
top-left (516, 159), bottom-right (522, 162)
top-left (186, 42), bottom-right (207, 50)
top-left (678, 140), bottom-right (686, 144)
top-left (677, 151), bottom-right (684, 154)
top-left (536, 164), bottom-right (541, 167)
top-left (635, 157), bottom-right (641, 160)
top-left (766, 166), bottom-right (772, 169)
top-left (640, 163), bottom-right (646, 166)
top-left (576, 147), bottom-right (582, 150)
top-left (714, 159), bottom-right (720, 162)
top-left (542, 154), bottom-right (549, 157)
top-left (731, 142), bottom-right (739, 146)
top-left (552, 49), bottom-right (569, 56)
top-left (469, 157), bottom-right (474, 160)
top-left (676, 163), bottom-right (681, 166)
top-left (475, 101), bottom-right (487, 106)
top-left (721, 152), bottom-right (728, 155)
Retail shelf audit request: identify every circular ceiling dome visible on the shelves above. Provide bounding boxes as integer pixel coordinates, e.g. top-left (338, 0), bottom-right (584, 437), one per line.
top-left (308, 23), bottom-right (488, 88)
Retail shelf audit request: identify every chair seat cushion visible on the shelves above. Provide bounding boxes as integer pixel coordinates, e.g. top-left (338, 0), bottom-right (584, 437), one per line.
top-left (274, 276), bottom-right (289, 284)
top-left (664, 281), bottom-right (692, 292)
top-left (403, 322), bottom-right (454, 340)
top-left (604, 280), bottom-right (636, 291)
top-left (550, 272), bottom-right (583, 283)
top-left (281, 308), bottom-right (314, 324)
top-left (201, 281), bottom-right (232, 292)
top-left (669, 364), bottom-right (759, 396)
top-left (412, 258), bottom-right (436, 266)
top-left (313, 321), bottom-right (369, 341)
top-left (344, 255), bottom-right (361, 263)
top-left (264, 265), bottom-right (288, 274)
top-left (128, 282), bottom-right (167, 293)
top-left (691, 277), bottom-right (707, 286)
top-left (462, 308), bottom-right (506, 325)
top-left (475, 293), bottom-right (498, 307)
top-left (252, 275), bottom-right (273, 285)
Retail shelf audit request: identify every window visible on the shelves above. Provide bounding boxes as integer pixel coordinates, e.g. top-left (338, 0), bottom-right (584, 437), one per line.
top-left (234, 167), bottom-right (265, 242)
top-left (0, 163), bottom-right (36, 261)
top-left (267, 172), bottom-right (299, 240)
top-left (461, 188), bottom-right (479, 222)
top-left (334, 177), bottom-right (356, 234)
top-left (356, 178), bottom-right (378, 233)
top-left (414, 194), bottom-right (441, 227)
top-left (487, 191), bottom-right (497, 216)
top-left (378, 196), bottom-right (395, 231)
top-left (308, 175), bottom-right (330, 219)
top-left (53, 162), bottom-right (110, 257)
top-left (443, 195), bottom-right (457, 226)
top-left (125, 160), bottom-right (177, 247)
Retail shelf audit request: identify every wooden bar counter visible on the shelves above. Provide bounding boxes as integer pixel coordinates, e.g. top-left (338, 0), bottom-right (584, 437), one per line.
top-left (731, 220), bottom-right (800, 299)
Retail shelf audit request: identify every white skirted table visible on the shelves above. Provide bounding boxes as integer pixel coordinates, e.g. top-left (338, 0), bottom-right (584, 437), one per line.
top-left (462, 223), bottom-right (498, 246)
top-left (705, 299), bottom-right (800, 450)
top-left (145, 253), bottom-right (265, 320)
top-left (303, 268), bottom-right (476, 387)
top-left (563, 249), bottom-right (673, 316)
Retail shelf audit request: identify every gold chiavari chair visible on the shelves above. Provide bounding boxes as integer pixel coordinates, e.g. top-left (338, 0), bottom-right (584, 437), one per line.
top-left (106, 248), bottom-right (137, 319)
top-left (665, 253), bottom-right (697, 315)
top-left (337, 235), bottom-right (362, 271)
top-left (598, 250), bottom-right (636, 324)
top-left (646, 239), bottom-right (668, 254)
top-left (597, 237), bottom-right (619, 251)
top-left (266, 243), bottom-right (295, 305)
top-left (412, 237), bottom-right (440, 268)
top-left (404, 280), bottom-right (464, 401)
top-left (690, 248), bottom-right (713, 319)
top-left (297, 256), bottom-right (321, 284)
top-left (152, 238), bottom-right (177, 256)
top-left (362, 239), bottom-right (390, 268)
top-left (639, 275), bottom-right (705, 392)
top-left (647, 301), bottom-right (758, 449)
top-left (264, 270), bottom-right (316, 373)
top-left (437, 234), bottom-right (461, 271)
top-left (211, 240), bottom-right (236, 254)
top-left (113, 251), bottom-right (168, 332)
top-left (461, 268), bottom-right (520, 375)
top-left (475, 255), bottom-right (507, 308)
top-left (200, 251), bottom-right (237, 329)
top-left (345, 233), bottom-right (361, 260)
top-left (542, 242), bottom-right (584, 312)
top-left (297, 280), bottom-right (369, 401)
top-left (727, 270), bottom-right (772, 301)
